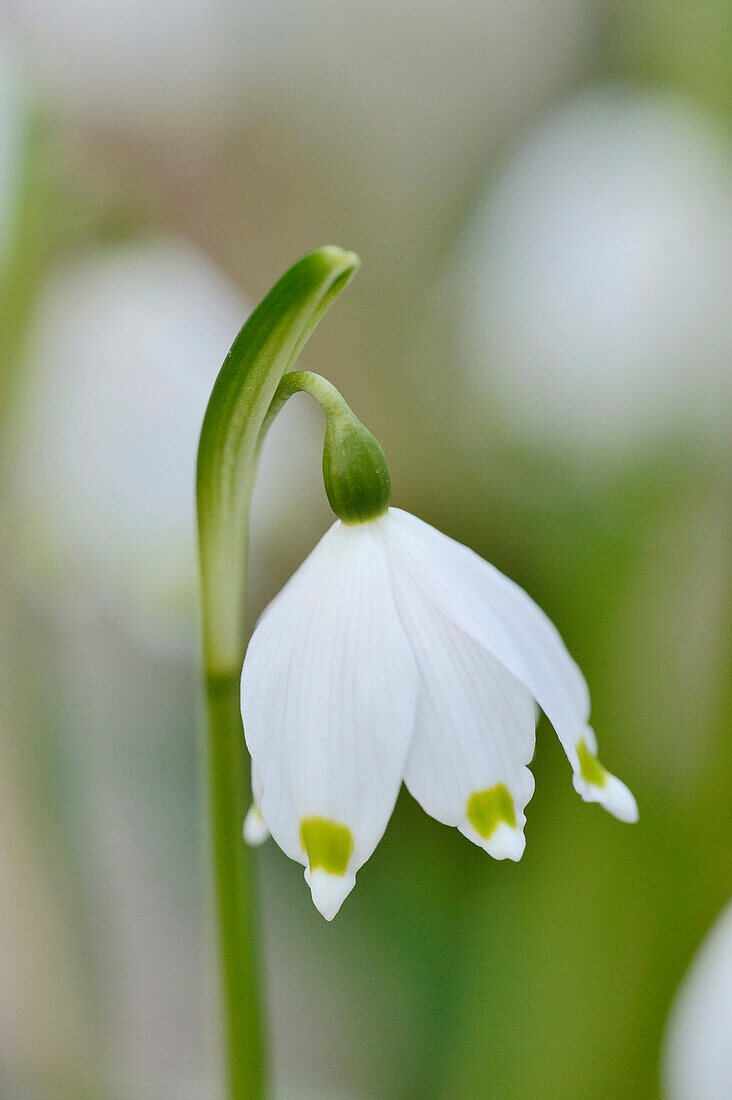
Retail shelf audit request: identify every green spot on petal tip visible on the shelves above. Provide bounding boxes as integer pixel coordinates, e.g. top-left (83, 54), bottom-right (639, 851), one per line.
top-left (466, 783), bottom-right (516, 839)
top-left (300, 816), bottom-right (354, 876)
top-left (577, 738), bottom-right (608, 788)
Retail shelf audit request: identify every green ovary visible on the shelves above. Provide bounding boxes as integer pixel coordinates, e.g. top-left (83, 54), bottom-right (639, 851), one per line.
top-left (299, 816), bottom-right (354, 875)
top-left (577, 738), bottom-right (608, 788)
top-left (466, 784), bottom-right (516, 839)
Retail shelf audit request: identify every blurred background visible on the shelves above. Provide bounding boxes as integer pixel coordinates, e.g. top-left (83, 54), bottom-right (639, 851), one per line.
top-left (0, 2), bottom-right (729, 1097)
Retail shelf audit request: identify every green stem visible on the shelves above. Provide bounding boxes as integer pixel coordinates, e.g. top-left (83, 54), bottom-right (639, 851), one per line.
top-left (0, 109), bottom-right (54, 440)
top-left (261, 371), bottom-right (391, 525)
top-left (196, 248), bottom-right (360, 1098)
top-left (204, 667), bottom-right (264, 1100)
top-left (259, 370), bottom-right (347, 433)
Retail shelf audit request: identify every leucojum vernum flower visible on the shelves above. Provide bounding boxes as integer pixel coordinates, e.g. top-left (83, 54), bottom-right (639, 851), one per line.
top-left (196, 247), bottom-right (637, 1095)
top-left (240, 380), bottom-right (638, 921)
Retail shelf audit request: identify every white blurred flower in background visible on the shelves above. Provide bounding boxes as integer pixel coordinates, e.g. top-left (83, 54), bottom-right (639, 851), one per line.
top-left (280, 0), bottom-right (592, 215)
top-left (2, 0), bottom-right (591, 152)
top-left (2, 1), bottom-right (596, 449)
top-left (1, 0), bottom-right (279, 140)
top-left (13, 235), bottom-right (330, 657)
top-left (7, 234), bottom-right (332, 1095)
top-left (663, 898), bottom-right (732, 1100)
top-left (458, 84), bottom-right (732, 457)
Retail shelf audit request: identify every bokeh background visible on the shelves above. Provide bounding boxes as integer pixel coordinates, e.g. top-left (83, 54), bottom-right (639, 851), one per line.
top-left (0, 3), bottom-right (730, 1097)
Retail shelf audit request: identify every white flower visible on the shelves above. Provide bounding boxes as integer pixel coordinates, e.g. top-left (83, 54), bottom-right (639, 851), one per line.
top-left (662, 898), bottom-right (732, 1100)
top-left (242, 507), bottom-right (637, 919)
top-left (5, 0), bottom-right (268, 141)
top-left (459, 84), bottom-right (732, 455)
top-left (7, 0), bottom-right (588, 159)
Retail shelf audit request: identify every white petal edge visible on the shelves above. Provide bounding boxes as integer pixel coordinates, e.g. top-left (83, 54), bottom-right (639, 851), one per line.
top-left (243, 764), bottom-right (270, 845)
top-left (386, 559), bottom-right (536, 860)
top-left (241, 520), bottom-right (419, 919)
top-left (572, 725), bottom-right (638, 823)
top-left (377, 509), bottom-right (636, 820)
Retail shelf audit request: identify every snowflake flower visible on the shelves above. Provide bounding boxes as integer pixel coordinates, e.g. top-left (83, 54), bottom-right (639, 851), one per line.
top-left (242, 504), bottom-right (637, 919)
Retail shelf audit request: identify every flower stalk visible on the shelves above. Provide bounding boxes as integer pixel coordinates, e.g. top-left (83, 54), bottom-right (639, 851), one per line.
top-left (196, 247), bottom-right (359, 1098)
top-left (263, 370), bottom-right (391, 524)
top-left (204, 667), bottom-right (262, 1097)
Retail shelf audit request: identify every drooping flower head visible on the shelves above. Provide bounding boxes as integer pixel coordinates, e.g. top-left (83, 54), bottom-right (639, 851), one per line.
top-left (242, 371), bottom-right (637, 919)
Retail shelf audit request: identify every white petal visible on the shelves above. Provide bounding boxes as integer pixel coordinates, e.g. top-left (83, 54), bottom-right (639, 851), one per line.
top-left (571, 725), bottom-right (638, 823)
top-left (663, 898), bottom-right (732, 1100)
top-left (386, 565), bottom-right (535, 860)
top-left (251, 761), bottom-right (264, 808)
top-left (305, 869), bottom-right (357, 924)
top-left (379, 509), bottom-right (635, 819)
top-left (243, 764), bottom-right (270, 845)
top-left (379, 509), bottom-right (587, 738)
top-left (243, 804), bottom-right (269, 846)
top-left (241, 521), bottom-right (418, 919)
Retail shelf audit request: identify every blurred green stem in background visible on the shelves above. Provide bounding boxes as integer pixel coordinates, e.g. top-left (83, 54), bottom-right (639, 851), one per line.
top-left (196, 246), bottom-right (359, 1098)
top-left (0, 108), bottom-right (55, 438)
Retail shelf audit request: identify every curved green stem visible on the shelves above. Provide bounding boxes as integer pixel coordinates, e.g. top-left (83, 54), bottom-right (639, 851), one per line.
top-left (259, 370), bottom-right (349, 434)
top-left (196, 248), bottom-right (359, 1099)
top-left (261, 371), bottom-right (391, 524)
top-left (198, 248), bottom-right (359, 673)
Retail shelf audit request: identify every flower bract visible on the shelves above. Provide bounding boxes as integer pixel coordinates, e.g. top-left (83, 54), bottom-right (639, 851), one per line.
top-left (242, 508), bottom-right (637, 919)
top-left (14, 236), bottom-right (329, 656)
